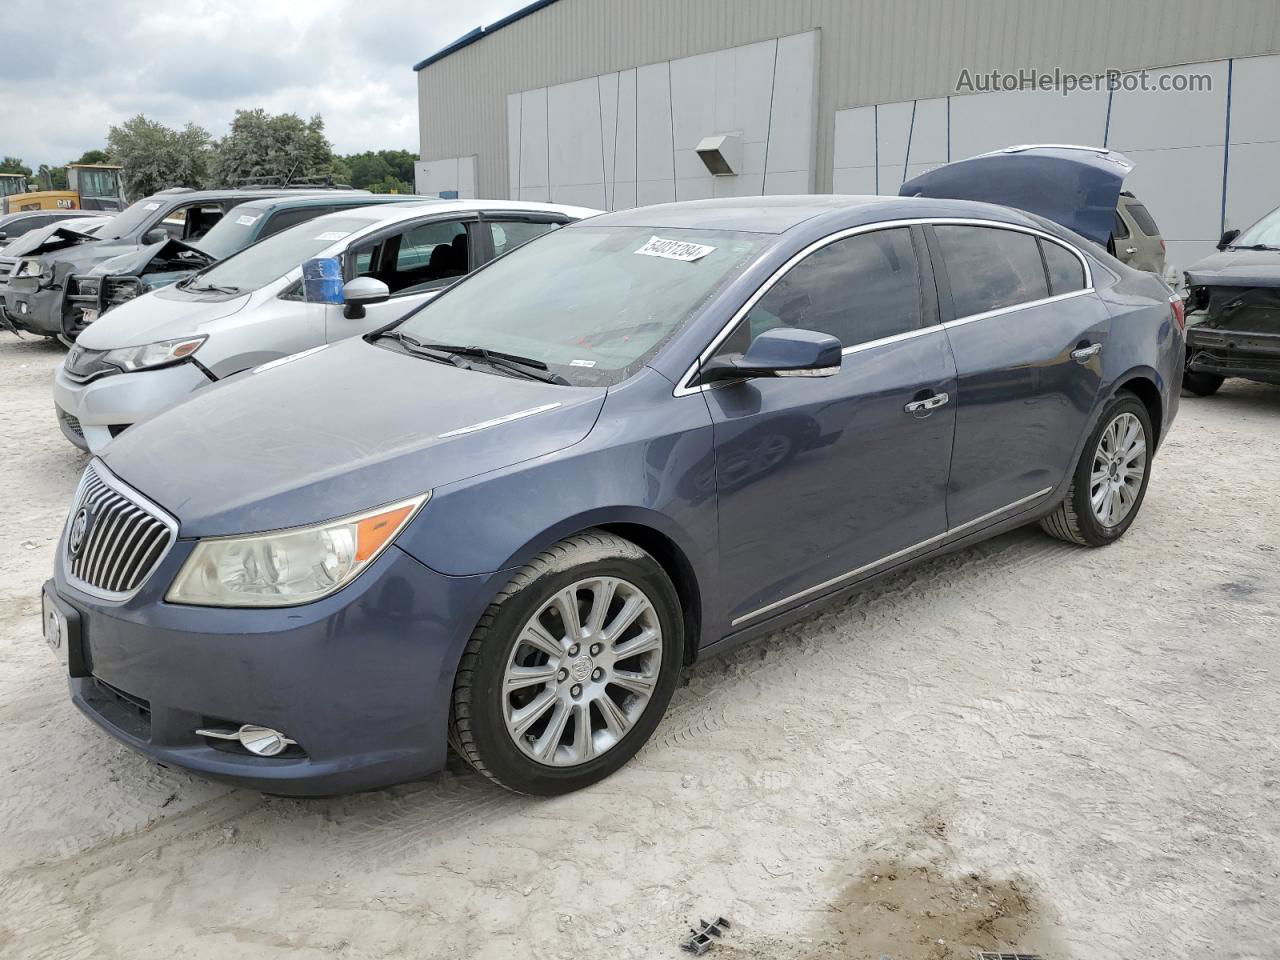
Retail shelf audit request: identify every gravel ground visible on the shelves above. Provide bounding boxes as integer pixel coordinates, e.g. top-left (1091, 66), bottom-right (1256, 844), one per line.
top-left (1, 334), bottom-right (1277, 960)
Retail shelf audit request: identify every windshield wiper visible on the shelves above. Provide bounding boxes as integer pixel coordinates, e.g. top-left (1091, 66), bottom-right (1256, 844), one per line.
top-left (375, 330), bottom-right (471, 368)
top-left (186, 282), bottom-right (241, 294)
top-left (416, 343), bottom-right (569, 384)
top-left (1228, 243), bottom-right (1280, 251)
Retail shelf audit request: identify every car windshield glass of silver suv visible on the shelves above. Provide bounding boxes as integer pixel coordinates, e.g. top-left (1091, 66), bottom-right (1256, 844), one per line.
top-left (92, 197), bottom-right (164, 242)
top-left (394, 225), bottom-right (768, 387)
top-left (182, 214), bottom-right (380, 293)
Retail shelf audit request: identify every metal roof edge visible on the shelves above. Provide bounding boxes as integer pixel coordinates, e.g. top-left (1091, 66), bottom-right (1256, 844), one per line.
top-left (412, 0), bottom-right (562, 71)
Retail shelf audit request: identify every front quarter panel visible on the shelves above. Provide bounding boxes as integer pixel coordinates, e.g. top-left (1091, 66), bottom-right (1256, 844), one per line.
top-left (395, 368), bottom-right (721, 641)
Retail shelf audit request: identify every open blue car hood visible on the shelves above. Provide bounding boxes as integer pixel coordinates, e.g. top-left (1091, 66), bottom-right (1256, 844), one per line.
top-left (899, 145), bottom-right (1133, 247)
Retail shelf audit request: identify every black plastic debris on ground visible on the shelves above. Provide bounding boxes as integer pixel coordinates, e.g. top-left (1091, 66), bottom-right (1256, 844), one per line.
top-left (680, 917), bottom-right (732, 955)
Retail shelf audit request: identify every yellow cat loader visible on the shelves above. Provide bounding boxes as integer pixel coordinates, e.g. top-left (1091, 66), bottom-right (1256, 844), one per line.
top-left (0, 164), bottom-right (126, 215)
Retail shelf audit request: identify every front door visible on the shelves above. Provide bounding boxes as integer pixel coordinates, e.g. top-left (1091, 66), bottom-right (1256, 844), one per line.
top-left (326, 216), bottom-right (481, 340)
top-left (705, 225), bottom-right (958, 629)
top-left (929, 223), bottom-right (1109, 526)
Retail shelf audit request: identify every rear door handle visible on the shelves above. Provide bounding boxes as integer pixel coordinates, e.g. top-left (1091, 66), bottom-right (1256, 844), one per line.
top-left (1124, 246), bottom-right (1137, 254)
top-left (905, 392), bottom-right (950, 418)
top-left (1070, 342), bottom-right (1102, 363)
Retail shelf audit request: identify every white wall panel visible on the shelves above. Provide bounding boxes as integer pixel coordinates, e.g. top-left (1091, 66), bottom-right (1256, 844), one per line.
top-left (1225, 54), bottom-right (1280, 232)
top-left (413, 156), bottom-right (476, 198)
top-left (504, 32), bottom-right (817, 210)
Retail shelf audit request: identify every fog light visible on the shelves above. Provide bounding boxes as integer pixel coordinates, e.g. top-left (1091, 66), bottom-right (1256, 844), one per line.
top-left (196, 723), bottom-right (296, 757)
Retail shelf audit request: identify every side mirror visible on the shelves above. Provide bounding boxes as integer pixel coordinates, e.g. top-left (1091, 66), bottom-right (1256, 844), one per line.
top-left (700, 328), bottom-right (842, 383)
top-left (0, 231), bottom-right (7, 240)
top-left (342, 276), bottom-right (390, 319)
top-left (1217, 228), bottom-right (1240, 250)
top-left (142, 228), bottom-right (168, 245)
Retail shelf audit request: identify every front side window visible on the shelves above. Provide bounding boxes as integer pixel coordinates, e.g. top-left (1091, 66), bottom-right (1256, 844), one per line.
top-left (394, 225), bottom-right (769, 387)
top-left (720, 227), bottom-right (924, 356)
top-left (934, 225), bottom-right (1049, 319)
top-left (350, 219), bottom-right (470, 295)
top-left (1112, 210), bottom-right (1130, 240)
top-left (1040, 239), bottom-right (1086, 296)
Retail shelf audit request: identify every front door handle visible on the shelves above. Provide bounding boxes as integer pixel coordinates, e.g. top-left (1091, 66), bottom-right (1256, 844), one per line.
top-left (905, 392), bottom-right (950, 418)
top-left (1070, 342), bottom-right (1102, 364)
top-left (1124, 246), bottom-right (1137, 255)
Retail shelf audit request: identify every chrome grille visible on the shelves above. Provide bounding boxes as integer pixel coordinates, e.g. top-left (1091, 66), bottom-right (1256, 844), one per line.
top-left (65, 462), bottom-right (177, 599)
top-left (64, 344), bottom-right (122, 382)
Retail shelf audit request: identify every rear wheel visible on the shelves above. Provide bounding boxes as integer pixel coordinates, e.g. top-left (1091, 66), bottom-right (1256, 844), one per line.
top-left (450, 531), bottom-right (682, 795)
top-left (1040, 393), bottom-right (1153, 547)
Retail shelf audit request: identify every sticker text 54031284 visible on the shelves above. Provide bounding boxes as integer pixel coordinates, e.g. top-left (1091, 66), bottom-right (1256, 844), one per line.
top-left (634, 236), bottom-right (716, 262)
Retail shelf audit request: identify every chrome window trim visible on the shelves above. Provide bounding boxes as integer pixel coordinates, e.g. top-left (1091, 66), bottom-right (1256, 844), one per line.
top-left (673, 217), bottom-right (1093, 398)
top-left (729, 486), bottom-right (1054, 627)
top-left (62, 458), bottom-right (180, 604)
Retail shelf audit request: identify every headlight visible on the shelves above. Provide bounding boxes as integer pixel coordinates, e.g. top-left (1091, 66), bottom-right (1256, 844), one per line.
top-left (101, 336), bottom-right (206, 372)
top-left (15, 257), bottom-right (45, 279)
top-left (166, 494), bottom-right (429, 607)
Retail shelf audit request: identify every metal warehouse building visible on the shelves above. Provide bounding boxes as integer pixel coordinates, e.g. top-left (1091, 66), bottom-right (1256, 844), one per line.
top-left (414, 0), bottom-right (1280, 272)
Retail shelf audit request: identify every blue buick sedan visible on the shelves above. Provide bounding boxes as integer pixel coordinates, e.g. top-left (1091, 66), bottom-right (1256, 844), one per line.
top-left (45, 193), bottom-right (1183, 795)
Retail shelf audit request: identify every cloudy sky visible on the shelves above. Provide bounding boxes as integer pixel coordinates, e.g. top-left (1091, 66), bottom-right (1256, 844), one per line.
top-left (4, 0), bottom-right (524, 167)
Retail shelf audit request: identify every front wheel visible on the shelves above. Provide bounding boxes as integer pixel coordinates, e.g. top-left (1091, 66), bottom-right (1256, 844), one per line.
top-left (450, 531), bottom-right (682, 795)
top-left (1040, 392), bottom-right (1153, 547)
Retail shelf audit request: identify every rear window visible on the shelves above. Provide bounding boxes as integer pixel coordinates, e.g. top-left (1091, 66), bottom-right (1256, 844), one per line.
top-left (1040, 239), bottom-right (1086, 296)
top-left (1126, 201), bottom-right (1160, 237)
top-left (934, 225), bottom-right (1049, 318)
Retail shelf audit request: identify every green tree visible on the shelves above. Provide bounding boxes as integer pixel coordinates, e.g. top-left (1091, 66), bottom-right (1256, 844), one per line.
top-left (210, 110), bottom-right (339, 186)
top-left (106, 115), bottom-right (212, 199)
top-left (367, 175), bottom-right (413, 195)
top-left (0, 156), bottom-right (32, 176)
top-left (340, 150), bottom-right (418, 190)
top-left (73, 148), bottom-right (111, 165)
top-left (36, 163), bottom-right (68, 191)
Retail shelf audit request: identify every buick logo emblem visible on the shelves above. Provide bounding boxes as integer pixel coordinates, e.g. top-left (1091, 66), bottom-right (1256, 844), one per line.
top-left (68, 508), bottom-right (92, 557)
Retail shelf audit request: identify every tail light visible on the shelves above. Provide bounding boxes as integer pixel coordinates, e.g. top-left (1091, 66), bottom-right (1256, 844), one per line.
top-left (1169, 294), bottom-right (1186, 333)
top-left (1159, 238), bottom-right (1166, 253)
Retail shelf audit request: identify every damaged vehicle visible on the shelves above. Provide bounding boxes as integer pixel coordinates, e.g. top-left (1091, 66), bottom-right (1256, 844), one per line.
top-left (0, 186), bottom-right (368, 343)
top-left (42, 194), bottom-right (1182, 796)
top-left (65, 193), bottom-right (419, 333)
top-left (900, 144), bottom-right (1166, 275)
top-left (53, 199), bottom-right (598, 451)
top-left (0, 209), bottom-right (104, 251)
top-left (1181, 204), bottom-right (1280, 396)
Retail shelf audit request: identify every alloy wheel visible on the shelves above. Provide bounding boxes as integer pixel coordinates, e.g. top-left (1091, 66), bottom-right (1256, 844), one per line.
top-left (1090, 411), bottom-right (1146, 528)
top-left (502, 576), bottom-right (663, 767)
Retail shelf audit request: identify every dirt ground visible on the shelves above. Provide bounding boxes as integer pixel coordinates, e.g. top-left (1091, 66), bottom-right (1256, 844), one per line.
top-left (1, 334), bottom-right (1277, 960)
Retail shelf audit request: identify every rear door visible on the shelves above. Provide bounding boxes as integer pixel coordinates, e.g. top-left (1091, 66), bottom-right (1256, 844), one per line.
top-left (1117, 196), bottom-right (1165, 274)
top-left (705, 225), bottom-right (958, 628)
top-left (929, 222), bottom-right (1107, 527)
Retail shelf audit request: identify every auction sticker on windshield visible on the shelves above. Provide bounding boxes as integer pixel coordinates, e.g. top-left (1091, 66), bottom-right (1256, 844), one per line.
top-left (635, 236), bottom-right (716, 261)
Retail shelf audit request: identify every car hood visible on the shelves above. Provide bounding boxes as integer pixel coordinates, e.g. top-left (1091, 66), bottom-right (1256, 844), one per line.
top-left (100, 337), bottom-right (607, 537)
top-left (0, 223), bottom-right (100, 258)
top-left (1184, 248), bottom-right (1280, 288)
top-left (75, 285), bottom-right (251, 348)
top-left (86, 238), bottom-right (214, 279)
top-left (900, 145), bottom-right (1133, 247)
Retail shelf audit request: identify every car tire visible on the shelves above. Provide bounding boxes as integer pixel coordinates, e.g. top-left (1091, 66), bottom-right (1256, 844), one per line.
top-left (1182, 370), bottom-right (1224, 396)
top-left (449, 530), bottom-right (683, 795)
top-left (1040, 392), bottom-right (1154, 547)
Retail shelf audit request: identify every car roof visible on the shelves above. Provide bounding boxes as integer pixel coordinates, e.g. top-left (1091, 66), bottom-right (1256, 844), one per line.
top-left (226, 193), bottom-right (418, 214)
top-left (145, 187), bottom-right (370, 203)
top-left (0, 208), bottom-right (100, 223)
top-left (584, 194), bottom-right (1050, 236)
top-left (306, 198), bottom-right (603, 228)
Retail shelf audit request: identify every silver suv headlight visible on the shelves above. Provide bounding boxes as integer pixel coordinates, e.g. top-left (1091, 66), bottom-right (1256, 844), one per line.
top-left (101, 336), bottom-right (206, 372)
top-left (166, 494), bottom-right (429, 607)
top-left (14, 257), bottom-right (46, 279)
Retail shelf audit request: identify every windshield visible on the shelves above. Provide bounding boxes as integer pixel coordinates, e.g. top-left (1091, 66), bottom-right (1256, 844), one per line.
top-left (190, 214), bottom-right (379, 293)
top-left (394, 225), bottom-right (769, 387)
top-left (95, 195), bottom-right (171, 241)
top-left (1234, 206), bottom-right (1280, 248)
top-left (193, 207), bottom-right (269, 260)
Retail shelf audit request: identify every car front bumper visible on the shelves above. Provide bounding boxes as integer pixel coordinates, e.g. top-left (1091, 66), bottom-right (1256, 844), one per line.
top-left (52, 360), bottom-right (211, 452)
top-left (50, 538), bottom-right (499, 796)
top-left (1186, 325), bottom-right (1280, 385)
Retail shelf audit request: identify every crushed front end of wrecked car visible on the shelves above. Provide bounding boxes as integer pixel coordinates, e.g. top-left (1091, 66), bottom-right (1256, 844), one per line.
top-left (1184, 251), bottom-right (1280, 387)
